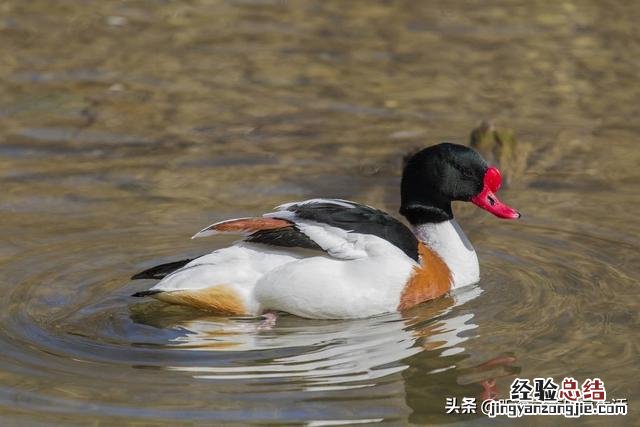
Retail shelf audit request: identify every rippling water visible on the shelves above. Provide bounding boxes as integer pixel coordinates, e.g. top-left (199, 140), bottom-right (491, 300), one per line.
top-left (1, 1), bottom-right (639, 425)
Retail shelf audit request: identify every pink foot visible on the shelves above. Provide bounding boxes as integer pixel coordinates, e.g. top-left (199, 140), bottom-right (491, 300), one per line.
top-left (258, 311), bottom-right (277, 330)
top-left (480, 379), bottom-right (499, 401)
top-left (475, 355), bottom-right (517, 401)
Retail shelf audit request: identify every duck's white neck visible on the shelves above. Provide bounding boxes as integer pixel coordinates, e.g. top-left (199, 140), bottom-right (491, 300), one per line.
top-left (412, 220), bottom-right (479, 289)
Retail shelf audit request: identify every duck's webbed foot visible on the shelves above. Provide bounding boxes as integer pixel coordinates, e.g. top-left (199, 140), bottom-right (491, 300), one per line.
top-left (258, 311), bottom-right (278, 329)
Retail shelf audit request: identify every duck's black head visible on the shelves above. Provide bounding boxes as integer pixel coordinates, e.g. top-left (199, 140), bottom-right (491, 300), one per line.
top-left (400, 143), bottom-right (520, 224)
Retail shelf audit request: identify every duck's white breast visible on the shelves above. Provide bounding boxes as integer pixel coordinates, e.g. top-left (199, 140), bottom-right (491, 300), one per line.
top-left (412, 220), bottom-right (479, 289)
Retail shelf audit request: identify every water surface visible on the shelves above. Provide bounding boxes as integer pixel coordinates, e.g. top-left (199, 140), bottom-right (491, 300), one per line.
top-left (0, 1), bottom-right (639, 425)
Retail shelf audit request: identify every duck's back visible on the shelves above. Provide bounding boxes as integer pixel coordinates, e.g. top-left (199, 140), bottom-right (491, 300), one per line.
top-left (134, 199), bottom-right (421, 318)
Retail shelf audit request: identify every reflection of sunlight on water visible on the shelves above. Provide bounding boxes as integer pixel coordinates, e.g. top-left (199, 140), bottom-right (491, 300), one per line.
top-left (164, 284), bottom-right (484, 390)
top-left (420, 285), bottom-right (482, 360)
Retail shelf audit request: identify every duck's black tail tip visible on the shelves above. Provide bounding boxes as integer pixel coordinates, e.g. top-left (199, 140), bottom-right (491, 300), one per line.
top-left (130, 258), bottom-right (195, 280)
top-left (131, 290), bottom-right (163, 298)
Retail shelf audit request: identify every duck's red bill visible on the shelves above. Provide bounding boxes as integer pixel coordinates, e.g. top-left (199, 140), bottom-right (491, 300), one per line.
top-left (471, 167), bottom-right (521, 219)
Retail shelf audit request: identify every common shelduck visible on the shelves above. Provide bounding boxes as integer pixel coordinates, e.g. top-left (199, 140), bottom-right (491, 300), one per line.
top-left (131, 143), bottom-right (520, 319)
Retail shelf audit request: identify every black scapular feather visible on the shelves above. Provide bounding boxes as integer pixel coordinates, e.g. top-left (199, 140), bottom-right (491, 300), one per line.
top-left (287, 202), bottom-right (419, 262)
top-left (246, 226), bottom-right (323, 250)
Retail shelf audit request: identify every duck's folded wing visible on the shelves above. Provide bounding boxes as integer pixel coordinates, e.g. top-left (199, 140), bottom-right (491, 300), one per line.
top-left (132, 199), bottom-right (418, 280)
top-left (193, 198), bottom-right (419, 261)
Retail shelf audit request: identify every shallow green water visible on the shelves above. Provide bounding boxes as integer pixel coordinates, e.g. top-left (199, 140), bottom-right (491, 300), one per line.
top-left (0, 1), bottom-right (638, 425)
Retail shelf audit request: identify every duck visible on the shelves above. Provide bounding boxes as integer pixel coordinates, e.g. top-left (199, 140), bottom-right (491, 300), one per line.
top-left (131, 142), bottom-right (520, 319)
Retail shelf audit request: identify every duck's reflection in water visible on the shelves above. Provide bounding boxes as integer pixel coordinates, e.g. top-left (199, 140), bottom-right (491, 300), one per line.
top-left (130, 284), bottom-right (518, 423)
